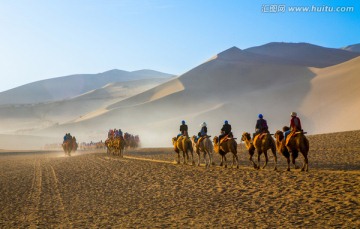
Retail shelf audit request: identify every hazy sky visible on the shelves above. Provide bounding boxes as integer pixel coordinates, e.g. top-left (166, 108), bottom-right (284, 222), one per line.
top-left (1, 0), bottom-right (359, 92)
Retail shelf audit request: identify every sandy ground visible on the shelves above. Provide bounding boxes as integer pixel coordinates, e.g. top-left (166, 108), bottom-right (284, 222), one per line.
top-left (0, 131), bottom-right (359, 228)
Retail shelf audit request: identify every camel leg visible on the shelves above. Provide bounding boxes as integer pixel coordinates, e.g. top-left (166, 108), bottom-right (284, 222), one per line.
top-left (176, 152), bottom-right (180, 164)
top-left (186, 151), bottom-right (190, 165)
top-left (272, 148), bottom-right (277, 171)
top-left (286, 156), bottom-right (291, 171)
top-left (197, 151), bottom-right (201, 166)
top-left (220, 155), bottom-right (224, 167)
top-left (249, 153), bottom-right (257, 169)
top-left (209, 151), bottom-right (213, 167)
top-left (203, 151), bottom-right (208, 167)
top-left (257, 152), bottom-right (261, 170)
top-left (290, 151), bottom-right (300, 169)
top-left (262, 151), bottom-right (269, 169)
top-left (233, 153), bottom-right (239, 169)
top-left (224, 155), bottom-right (227, 168)
top-left (301, 153), bottom-right (309, 172)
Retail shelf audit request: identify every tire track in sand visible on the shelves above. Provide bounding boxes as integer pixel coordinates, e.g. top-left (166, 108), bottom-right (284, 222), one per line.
top-left (87, 155), bottom-right (121, 179)
top-left (22, 159), bottom-right (42, 227)
top-left (38, 163), bottom-right (71, 228)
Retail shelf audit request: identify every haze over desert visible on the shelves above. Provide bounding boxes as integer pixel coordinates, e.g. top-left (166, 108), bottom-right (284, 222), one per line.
top-left (1, 0), bottom-right (360, 227)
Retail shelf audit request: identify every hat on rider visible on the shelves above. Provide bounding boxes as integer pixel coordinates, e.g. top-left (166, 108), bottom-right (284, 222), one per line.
top-left (291, 112), bottom-right (297, 117)
top-left (224, 120), bottom-right (228, 124)
top-left (200, 122), bottom-right (207, 127)
top-left (182, 120), bottom-right (185, 124)
top-left (258, 114), bottom-right (263, 118)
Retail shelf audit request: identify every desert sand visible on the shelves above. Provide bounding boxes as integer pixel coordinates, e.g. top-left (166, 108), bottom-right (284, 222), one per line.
top-left (1, 131), bottom-right (359, 228)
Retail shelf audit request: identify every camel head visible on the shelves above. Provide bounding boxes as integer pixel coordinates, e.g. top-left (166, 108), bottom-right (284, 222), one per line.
top-left (274, 130), bottom-right (284, 141)
top-left (172, 137), bottom-right (177, 145)
top-left (241, 132), bottom-right (251, 142)
top-left (213, 136), bottom-right (219, 145)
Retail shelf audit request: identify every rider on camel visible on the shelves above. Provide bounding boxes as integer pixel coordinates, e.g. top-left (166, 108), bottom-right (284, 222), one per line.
top-left (219, 120), bottom-right (231, 142)
top-left (253, 114), bottom-right (269, 139)
top-left (284, 112), bottom-right (302, 144)
top-left (195, 122), bottom-right (208, 143)
top-left (179, 120), bottom-right (188, 138)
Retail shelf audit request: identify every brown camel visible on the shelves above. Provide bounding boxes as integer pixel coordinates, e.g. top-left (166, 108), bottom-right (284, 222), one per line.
top-left (113, 137), bottom-right (125, 157)
top-left (274, 130), bottom-right (293, 171)
top-left (240, 132), bottom-right (257, 169)
top-left (190, 136), bottom-right (213, 167)
top-left (105, 137), bottom-right (125, 157)
top-left (213, 136), bottom-right (239, 168)
top-left (241, 132), bottom-right (277, 170)
top-left (71, 137), bottom-right (78, 153)
top-left (172, 136), bottom-right (195, 165)
top-left (284, 130), bottom-right (309, 172)
top-left (62, 140), bottom-right (73, 156)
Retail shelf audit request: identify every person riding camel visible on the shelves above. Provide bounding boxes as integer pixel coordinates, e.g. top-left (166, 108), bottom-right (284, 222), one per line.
top-left (179, 120), bottom-right (188, 138)
top-left (284, 112), bottom-right (302, 145)
top-left (253, 114), bottom-right (269, 139)
top-left (196, 122), bottom-right (208, 145)
top-left (108, 129), bottom-right (114, 138)
top-left (219, 120), bottom-right (232, 142)
top-left (64, 133), bottom-right (72, 142)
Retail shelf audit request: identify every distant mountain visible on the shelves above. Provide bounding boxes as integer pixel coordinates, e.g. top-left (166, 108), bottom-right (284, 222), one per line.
top-left (38, 42), bottom-right (360, 147)
top-left (0, 78), bottom-right (171, 134)
top-left (2, 42), bottom-right (360, 148)
top-left (0, 69), bottom-right (174, 105)
top-left (341, 43), bottom-right (360, 53)
top-left (245, 42), bottom-right (360, 67)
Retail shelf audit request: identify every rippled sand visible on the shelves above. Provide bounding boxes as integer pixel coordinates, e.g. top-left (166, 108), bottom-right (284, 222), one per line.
top-left (0, 131), bottom-right (359, 228)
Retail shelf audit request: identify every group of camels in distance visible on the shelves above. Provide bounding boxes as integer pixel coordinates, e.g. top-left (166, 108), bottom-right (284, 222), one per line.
top-left (172, 128), bottom-right (309, 172)
top-left (61, 132), bottom-right (140, 158)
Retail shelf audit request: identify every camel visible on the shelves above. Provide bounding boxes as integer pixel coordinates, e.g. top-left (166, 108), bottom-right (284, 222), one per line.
top-left (240, 132), bottom-right (257, 169)
top-left (105, 139), bottom-right (112, 155)
top-left (172, 136), bottom-right (195, 165)
top-left (241, 132), bottom-right (277, 170)
top-left (190, 136), bottom-right (213, 167)
top-left (105, 137), bottom-right (125, 157)
top-left (113, 137), bottom-right (125, 157)
top-left (71, 138), bottom-right (78, 153)
top-left (213, 136), bottom-right (239, 168)
top-left (274, 130), bottom-right (293, 171)
top-left (62, 140), bottom-right (73, 156)
top-left (275, 129), bottom-right (309, 172)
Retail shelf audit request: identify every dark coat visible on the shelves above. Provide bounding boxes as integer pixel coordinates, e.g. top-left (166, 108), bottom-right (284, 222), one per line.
top-left (255, 118), bottom-right (268, 132)
top-left (221, 124), bottom-right (231, 134)
top-left (180, 124), bottom-right (188, 134)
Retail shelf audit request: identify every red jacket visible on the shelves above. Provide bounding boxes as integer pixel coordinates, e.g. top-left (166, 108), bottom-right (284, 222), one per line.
top-left (290, 117), bottom-right (302, 131)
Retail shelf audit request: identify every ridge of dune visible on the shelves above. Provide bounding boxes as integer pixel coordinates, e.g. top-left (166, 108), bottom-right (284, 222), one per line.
top-left (301, 57), bottom-right (360, 133)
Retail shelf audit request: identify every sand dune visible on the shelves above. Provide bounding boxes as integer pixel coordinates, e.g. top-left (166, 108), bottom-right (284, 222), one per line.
top-left (1, 42), bottom-right (360, 148)
top-left (0, 78), bottom-right (171, 134)
top-left (31, 43), bottom-right (348, 146)
top-left (301, 57), bottom-right (360, 132)
top-left (0, 130), bottom-right (359, 227)
top-left (0, 69), bottom-right (174, 105)
top-left (245, 42), bottom-right (360, 67)
top-left (342, 43), bottom-right (360, 53)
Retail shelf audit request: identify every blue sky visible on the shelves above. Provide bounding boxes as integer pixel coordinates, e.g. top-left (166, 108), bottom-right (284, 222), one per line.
top-left (0, 0), bottom-right (359, 92)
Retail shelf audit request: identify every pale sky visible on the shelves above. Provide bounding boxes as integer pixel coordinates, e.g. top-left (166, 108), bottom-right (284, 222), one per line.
top-left (0, 0), bottom-right (359, 92)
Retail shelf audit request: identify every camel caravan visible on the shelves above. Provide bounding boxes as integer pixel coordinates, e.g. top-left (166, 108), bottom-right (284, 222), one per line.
top-left (104, 129), bottom-right (140, 157)
top-left (62, 133), bottom-right (78, 156)
top-left (173, 112), bottom-right (309, 171)
top-left (79, 141), bottom-right (106, 151)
